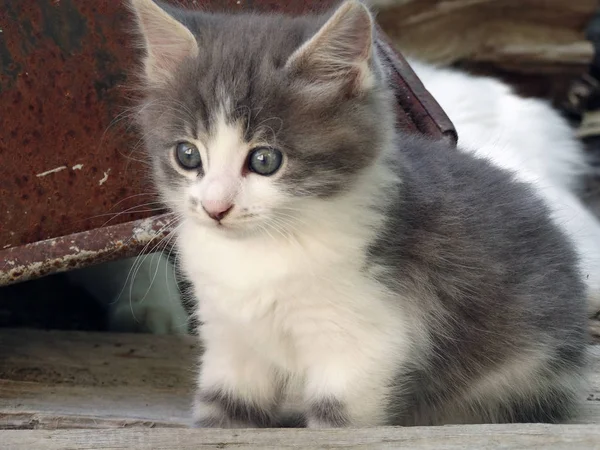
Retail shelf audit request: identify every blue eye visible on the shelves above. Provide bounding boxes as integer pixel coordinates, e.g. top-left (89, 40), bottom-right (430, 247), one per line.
top-left (248, 147), bottom-right (283, 176)
top-left (175, 142), bottom-right (202, 170)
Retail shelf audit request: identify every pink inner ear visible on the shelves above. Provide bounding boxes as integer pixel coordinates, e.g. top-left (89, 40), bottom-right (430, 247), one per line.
top-left (147, 34), bottom-right (197, 75)
top-left (131, 0), bottom-right (198, 83)
top-left (286, 0), bottom-right (373, 88)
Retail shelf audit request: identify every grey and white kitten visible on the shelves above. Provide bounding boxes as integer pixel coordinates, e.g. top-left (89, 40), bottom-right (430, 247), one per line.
top-left (129, 0), bottom-right (587, 427)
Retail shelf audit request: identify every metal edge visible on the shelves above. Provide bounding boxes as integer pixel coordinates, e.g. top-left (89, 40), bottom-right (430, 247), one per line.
top-left (0, 213), bottom-right (175, 286)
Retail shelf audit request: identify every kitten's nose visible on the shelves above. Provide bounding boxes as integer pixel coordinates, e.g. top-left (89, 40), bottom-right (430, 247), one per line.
top-left (202, 201), bottom-right (233, 222)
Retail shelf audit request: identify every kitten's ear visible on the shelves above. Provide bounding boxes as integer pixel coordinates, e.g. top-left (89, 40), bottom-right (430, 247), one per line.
top-left (286, 0), bottom-right (375, 94)
top-left (129, 0), bottom-right (198, 85)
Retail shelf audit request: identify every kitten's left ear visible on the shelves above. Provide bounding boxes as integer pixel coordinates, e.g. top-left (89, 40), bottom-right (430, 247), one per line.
top-left (129, 0), bottom-right (199, 86)
top-left (286, 0), bottom-right (375, 95)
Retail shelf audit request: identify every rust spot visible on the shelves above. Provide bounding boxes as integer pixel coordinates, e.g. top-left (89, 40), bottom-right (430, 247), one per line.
top-left (0, 0), bottom-right (153, 249)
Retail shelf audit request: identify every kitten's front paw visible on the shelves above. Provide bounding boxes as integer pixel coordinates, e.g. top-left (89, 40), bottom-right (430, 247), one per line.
top-left (307, 398), bottom-right (350, 428)
top-left (192, 410), bottom-right (238, 428)
top-left (193, 389), bottom-right (277, 428)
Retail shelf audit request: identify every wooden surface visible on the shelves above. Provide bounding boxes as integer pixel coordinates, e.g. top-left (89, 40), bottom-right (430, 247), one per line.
top-left (3, 424), bottom-right (600, 449)
top-left (0, 329), bottom-right (198, 429)
top-left (0, 328), bottom-right (599, 447)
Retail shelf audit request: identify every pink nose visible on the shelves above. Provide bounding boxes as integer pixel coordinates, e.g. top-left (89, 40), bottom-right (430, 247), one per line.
top-left (202, 202), bottom-right (233, 222)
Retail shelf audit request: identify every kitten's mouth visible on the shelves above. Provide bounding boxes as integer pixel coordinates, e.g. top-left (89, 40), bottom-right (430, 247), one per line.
top-left (189, 212), bottom-right (261, 235)
top-left (209, 219), bottom-right (229, 229)
top-left (236, 213), bottom-right (258, 221)
top-left (208, 218), bottom-right (244, 232)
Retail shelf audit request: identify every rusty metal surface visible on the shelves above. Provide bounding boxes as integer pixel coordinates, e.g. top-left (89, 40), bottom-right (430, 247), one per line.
top-left (0, 0), bottom-right (334, 251)
top-left (0, 0), bottom-right (456, 284)
top-left (1, 0), bottom-right (155, 250)
top-left (0, 213), bottom-right (174, 286)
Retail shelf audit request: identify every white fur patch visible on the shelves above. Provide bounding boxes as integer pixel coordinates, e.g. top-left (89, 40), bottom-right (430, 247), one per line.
top-left (180, 150), bottom-right (421, 424)
top-left (67, 252), bottom-right (188, 334)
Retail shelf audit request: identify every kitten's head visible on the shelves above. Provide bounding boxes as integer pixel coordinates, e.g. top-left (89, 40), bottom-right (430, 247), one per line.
top-left (130, 0), bottom-right (394, 236)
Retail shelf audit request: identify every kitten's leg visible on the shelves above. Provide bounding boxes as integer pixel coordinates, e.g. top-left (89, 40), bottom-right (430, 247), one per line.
top-left (457, 375), bottom-right (583, 425)
top-left (302, 355), bottom-right (396, 427)
top-left (441, 344), bottom-right (586, 425)
top-left (300, 333), bottom-right (401, 427)
top-left (193, 331), bottom-right (283, 428)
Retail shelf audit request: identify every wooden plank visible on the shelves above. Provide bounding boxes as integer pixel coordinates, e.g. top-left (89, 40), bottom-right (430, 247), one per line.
top-left (0, 330), bottom-right (198, 429)
top-left (3, 424), bottom-right (600, 449)
top-left (0, 329), bottom-right (599, 431)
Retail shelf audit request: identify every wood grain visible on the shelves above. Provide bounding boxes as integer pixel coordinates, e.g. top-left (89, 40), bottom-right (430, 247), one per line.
top-left (0, 329), bottom-right (198, 429)
top-left (1, 329), bottom-right (599, 432)
top-left (3, 424), bottom-right (600, 449)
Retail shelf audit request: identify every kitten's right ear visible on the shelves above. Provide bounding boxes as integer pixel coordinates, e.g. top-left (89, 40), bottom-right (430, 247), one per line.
top-left (128, 0), bottom-right (198, 86)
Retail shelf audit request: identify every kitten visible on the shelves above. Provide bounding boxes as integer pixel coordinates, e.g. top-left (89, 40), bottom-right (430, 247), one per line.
top-left (75, 23), bottom-right (600, 338)
top-left (129, 0), bottom-right (587, 427)
top-left (67, 252), bottom-right (189, 334)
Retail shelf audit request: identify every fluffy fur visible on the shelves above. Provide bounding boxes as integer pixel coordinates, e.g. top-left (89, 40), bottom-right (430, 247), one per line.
top-left (67, 252), bottom-right (189, 334)
top-left (129, 0), bottom-right (588, 427)
top-left (407, 60), bottom-right (600, 315)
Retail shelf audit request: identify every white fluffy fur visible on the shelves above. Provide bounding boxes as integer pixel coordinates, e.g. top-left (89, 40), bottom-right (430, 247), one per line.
top-left (179, 109), bottom-right (417, 426)
top-left (67, 253), bottom-right (189, 334)
top-left (407, 60), bottom-right (600, 315)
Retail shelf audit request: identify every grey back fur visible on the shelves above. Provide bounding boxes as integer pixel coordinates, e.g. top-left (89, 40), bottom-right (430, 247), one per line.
top-left (372, 136), bottom-right (587, 423)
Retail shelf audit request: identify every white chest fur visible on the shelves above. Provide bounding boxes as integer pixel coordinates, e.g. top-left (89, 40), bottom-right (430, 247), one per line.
top-left (177, 217), bottom-right (413, 373)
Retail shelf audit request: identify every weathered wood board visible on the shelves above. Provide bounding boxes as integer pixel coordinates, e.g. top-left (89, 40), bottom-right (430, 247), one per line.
top-left (0, 329), bottom-right (198, 429)
top-left (0, 329), bottom-right (599, 431)
top-left (2, 424), bottom-right (600, 450)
